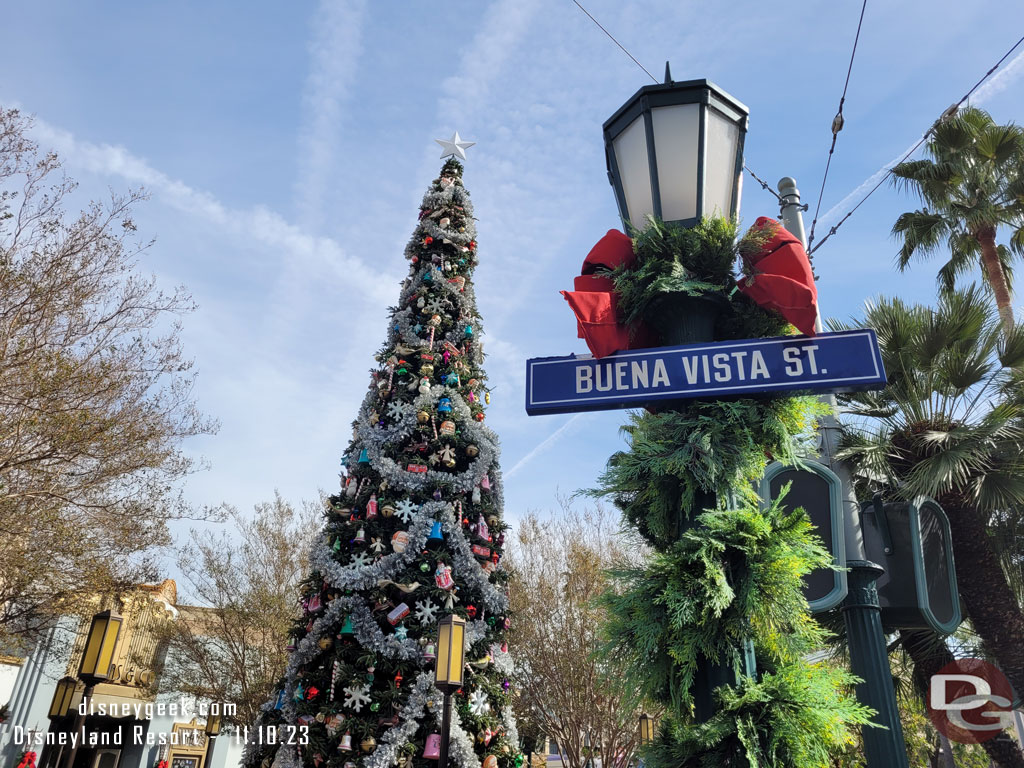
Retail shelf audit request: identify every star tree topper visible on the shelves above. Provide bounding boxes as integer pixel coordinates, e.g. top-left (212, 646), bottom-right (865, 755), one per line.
top-left (435, 131), bottom-right (475, 161)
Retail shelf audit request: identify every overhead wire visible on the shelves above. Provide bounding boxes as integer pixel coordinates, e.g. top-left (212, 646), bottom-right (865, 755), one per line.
top-left (809, 30), bottom-right (1024, 256)
top-left (568, 0), bottom-right (781, 205)
top-left (806, 0), bottom-right (867, 253)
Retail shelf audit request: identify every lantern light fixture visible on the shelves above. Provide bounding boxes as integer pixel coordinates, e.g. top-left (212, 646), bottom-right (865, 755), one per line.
top-left (77, 609), bottom-right (123, 686)
top-left (48, 677), bottom-right (80, 720)
top-left (603, 67), bottom-right (749, 231)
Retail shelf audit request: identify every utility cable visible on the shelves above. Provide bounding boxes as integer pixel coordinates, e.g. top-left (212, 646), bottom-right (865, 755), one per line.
top-left (809, 31), bottom-right (1024, 256)
top-left (806, 0), bottom-right (868, 253)
top-left (569, 0), bottom-right (657, 83)
top-left (569, 0), bottom-right (789, 206)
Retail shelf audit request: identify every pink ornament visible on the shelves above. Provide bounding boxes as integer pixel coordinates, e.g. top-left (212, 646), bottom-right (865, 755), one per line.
top-left (435, 562), bottom-right (455, 590)
top-left (366, 494), bottom-right (378, 519)
top-left (475, 515), bottom-right (489, 542)
top-left (423, 734), bottom-right (441, 759)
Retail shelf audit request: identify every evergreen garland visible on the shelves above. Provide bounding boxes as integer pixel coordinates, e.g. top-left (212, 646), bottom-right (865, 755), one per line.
top-left (595, 216), bottom-right (872, 767)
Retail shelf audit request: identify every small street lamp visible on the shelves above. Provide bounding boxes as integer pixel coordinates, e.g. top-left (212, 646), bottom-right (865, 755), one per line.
top-left (47, 678), bottom-right (79, 721)
top-left (63, 609), bottom-right (123, 768)
top-left (433, 614), bottom-right (467, 768)
top-left (637, 713), bottom-right (656, 745)
top-left (44, 678), bottom-right (81, 768)
top-left (204, 711), bottom-right (222, 768)
top-left (603, 70), bottom-right (748, 231)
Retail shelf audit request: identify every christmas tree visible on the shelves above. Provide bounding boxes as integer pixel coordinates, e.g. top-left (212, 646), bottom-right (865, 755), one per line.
top-left (243, 146), bottom-right (520, 768)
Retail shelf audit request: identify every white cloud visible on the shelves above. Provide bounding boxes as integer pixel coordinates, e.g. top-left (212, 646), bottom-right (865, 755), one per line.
top-left (504, 412), bottom-right (589, 480)
top-left (295, 0), bottom-right (367, 229)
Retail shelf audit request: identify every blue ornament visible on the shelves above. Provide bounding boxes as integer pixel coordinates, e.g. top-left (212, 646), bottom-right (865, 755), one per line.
top-left (464, 325), bottom-right (473, 337)
top-left (414, 323), bottom-right (423, 333)
top-left (423, 271), bottom-right (433, 283)
top-left (358, 449), bottom-right (369, 464)
top-left (426, 521), bottom-right (444, 550)
top-left (438, 397), bottom-right (453, 413)
top-left (340, 456), bottom-right (349, 466)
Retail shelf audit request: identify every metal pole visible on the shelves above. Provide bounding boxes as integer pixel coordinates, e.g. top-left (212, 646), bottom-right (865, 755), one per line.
top-left (777, 177), bottom-right (865, 561)
top-left (777, 179), bottom-right (907, 767)
top-left (203, 734), bottom-right (218, 768)
top-left (439, 691), bottom-right (453, 768)
top-left (61, 684), bottom-right (93, 768)
top-left (842, 562), bottom-right (909, 768)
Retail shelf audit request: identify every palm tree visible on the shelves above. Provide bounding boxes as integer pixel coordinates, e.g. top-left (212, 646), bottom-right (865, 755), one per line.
top-left (890, 107), bottom-right (1024, 331)
top-left (831, 286), bottom-right (1024, 700)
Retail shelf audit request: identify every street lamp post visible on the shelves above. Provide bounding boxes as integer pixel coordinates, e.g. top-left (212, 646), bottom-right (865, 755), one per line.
top-left (433, 615), bottom-right (467, 768)
top-left (602, 69), bottom-right (753, 723)
top-left (203, 711), bottom-right (222, 768)
top-left (44, 678), bottom-right (81, 768)
top-left (637, 713), bottom-right (655, 745)
top-left (62, 609), bottom-right (123, 768)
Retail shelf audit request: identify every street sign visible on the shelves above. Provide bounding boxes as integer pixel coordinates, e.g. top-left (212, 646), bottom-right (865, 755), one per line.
top-left (525, 329), bottom-right (886, 416)
top-left (760, 460), bottom-right (847, 613)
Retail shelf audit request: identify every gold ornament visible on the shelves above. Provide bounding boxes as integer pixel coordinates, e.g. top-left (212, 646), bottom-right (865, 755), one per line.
top-left (420, 363), bottom-right (434, 377)
top-left (466, 444), bottom-right (479, 458)
top-left (382, 505), bottom-right (395, 518)
top-left (488, 515), bottom-right (499, 527)
top-left (417, 410), bottom-right (430, 424)
top-left (485, 392), bottom-right (491, 404)
top-left (361, 737), bottom-right (377, 753)
top-left (318, 637), bottom-right (332, 650)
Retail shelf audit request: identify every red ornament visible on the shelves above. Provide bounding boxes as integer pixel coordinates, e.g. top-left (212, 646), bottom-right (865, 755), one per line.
top-left (474, 412), bottom-right (485, 422)
top-left (307, 686), bottom-right (319, 700)
top-left (466, 605), bottom-right (477, 618)
top-left (395, 672), bottom-right (403, 688)
top-left (424, 236), bottom-right (434, 246)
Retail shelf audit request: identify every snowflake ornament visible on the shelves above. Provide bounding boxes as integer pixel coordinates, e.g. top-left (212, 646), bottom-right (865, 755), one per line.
top-left (395, 499), bottom-right (418, 523)
top-left (386, 401), bottom-right (408, 421)
top-left (468, 689), bottom-right (490, 716)
top-left (425, 297), bottom-right (445, 315)
top-left (349, 551), bottom-right (372, 568)
top-left (415, 598), bottom-right (439, 624)
top-left (343, 683), bottom-right (372, 712)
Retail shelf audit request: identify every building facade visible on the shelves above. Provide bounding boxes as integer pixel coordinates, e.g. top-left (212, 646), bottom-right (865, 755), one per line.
top-left (0, 582), bottom-right (244, 768)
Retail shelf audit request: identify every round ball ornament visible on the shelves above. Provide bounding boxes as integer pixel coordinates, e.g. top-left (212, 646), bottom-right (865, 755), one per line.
top-left (417, 410), bottom-right (430, 424)
top-left (466, 444), bottom-right (479, 458)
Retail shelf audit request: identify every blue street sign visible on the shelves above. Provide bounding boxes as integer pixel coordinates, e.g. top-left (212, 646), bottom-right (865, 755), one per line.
top-left (525, 329), bottom-right (886, 416)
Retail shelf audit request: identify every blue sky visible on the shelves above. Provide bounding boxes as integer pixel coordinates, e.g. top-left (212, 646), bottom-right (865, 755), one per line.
top-left (4, 1), bottom-right (1024, 570)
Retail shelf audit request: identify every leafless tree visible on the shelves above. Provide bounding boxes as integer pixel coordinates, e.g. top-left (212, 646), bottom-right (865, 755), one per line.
top-left (506, 500), bottom-right (650, 768)
top-left (0, 107), bottom-right (217, 646)
top-left (158, 494), bottom-right (320, 728)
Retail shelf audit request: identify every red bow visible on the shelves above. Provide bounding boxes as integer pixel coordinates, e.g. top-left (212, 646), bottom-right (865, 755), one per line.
top-left (737, 217), bottom-right (818, 336)
top-left (561, 230), bottom-right (650, 358)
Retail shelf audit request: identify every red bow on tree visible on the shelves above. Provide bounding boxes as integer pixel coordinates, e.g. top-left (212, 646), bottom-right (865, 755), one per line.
top-left (17, 752), bottom-right (37, 768)
top-left (737, 217), bottom-right (818, 336)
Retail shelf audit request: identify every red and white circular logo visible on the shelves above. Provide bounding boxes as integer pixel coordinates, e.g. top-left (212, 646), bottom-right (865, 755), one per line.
top-left (927, 658), bottom-right (1015, 743)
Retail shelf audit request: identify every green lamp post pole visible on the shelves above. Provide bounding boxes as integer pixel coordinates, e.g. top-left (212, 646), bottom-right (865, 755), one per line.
top-left (777, 178), bottom-right (909, 768)
top-left (602, 71), bottom-right (755, 724)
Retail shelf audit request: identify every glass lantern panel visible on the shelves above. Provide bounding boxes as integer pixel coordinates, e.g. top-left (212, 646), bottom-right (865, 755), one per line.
top-left (650, 103), bottom-right (699, 223)
top-left (612, 116), bottom-right (654, 228)
top-left (704, 109), bottom-right (741, 219)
